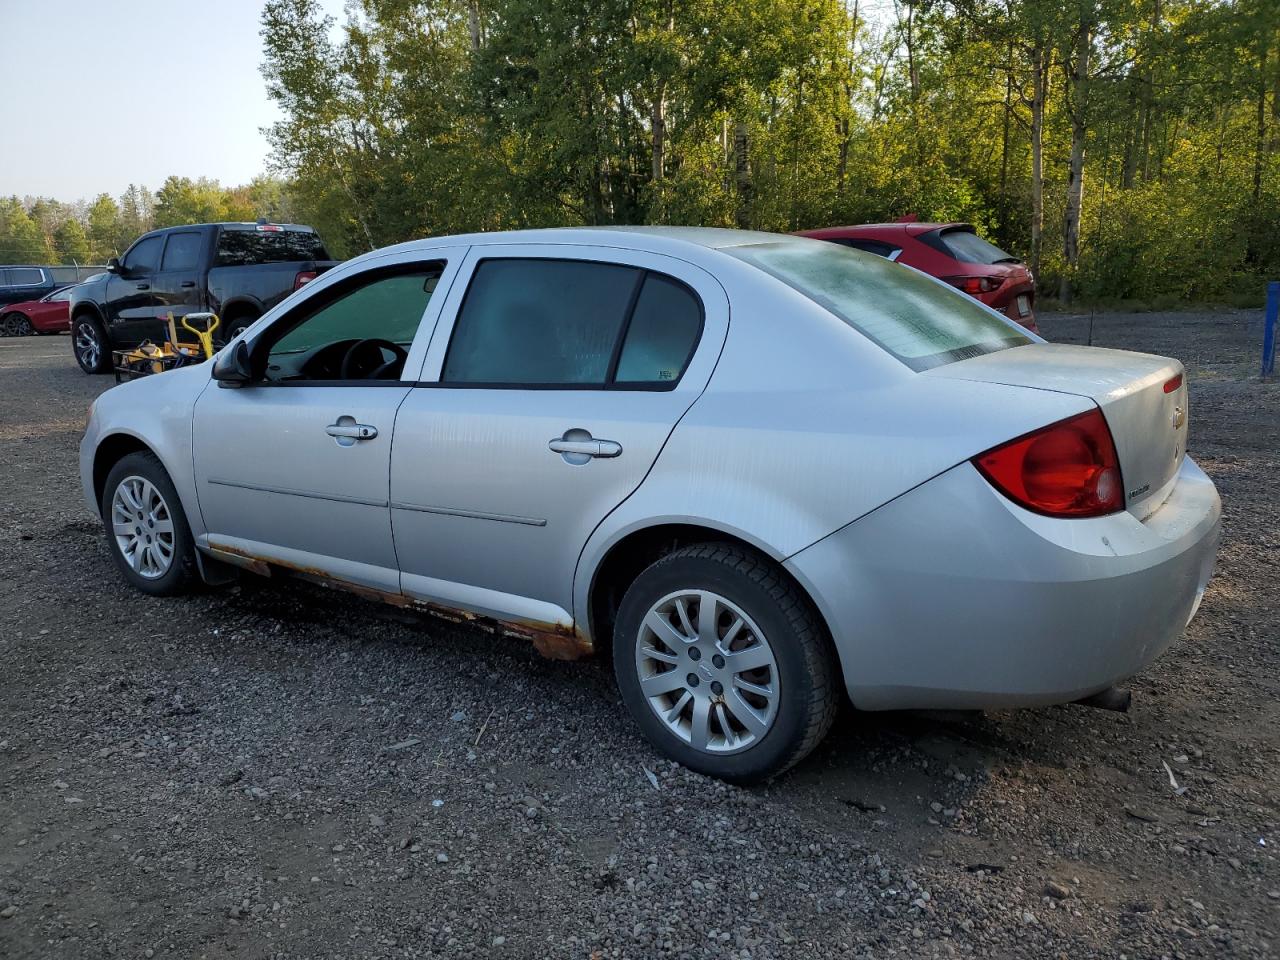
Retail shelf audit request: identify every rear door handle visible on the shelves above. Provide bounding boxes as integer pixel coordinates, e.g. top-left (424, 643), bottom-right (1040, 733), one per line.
top-left (180, 280), bottom-right (196, 288)
top-left (548, 437), bottom-right (622, 458)
top-left (135, 282), bottom-right (150, 290)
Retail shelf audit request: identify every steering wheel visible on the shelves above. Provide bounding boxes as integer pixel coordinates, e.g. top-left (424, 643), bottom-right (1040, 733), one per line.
top-left (339, 338), bottom-right (408, 380)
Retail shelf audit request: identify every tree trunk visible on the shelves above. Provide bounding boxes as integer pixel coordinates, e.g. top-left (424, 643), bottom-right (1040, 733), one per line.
top-left (467, 0), bottom-right (481, 50)
top-left (651, 87), bottom-right (666, 183)
top-left (998, 44), bottom-right (1012, 238)
top-left (1029, 41), bottom-right (1048, 284)
top-left (1254, 30), bottom-right (1270, 201)
top-left (1060, 18), bottom-right (1093, 305)
top-left (734, 122), bottom-right (752, 229)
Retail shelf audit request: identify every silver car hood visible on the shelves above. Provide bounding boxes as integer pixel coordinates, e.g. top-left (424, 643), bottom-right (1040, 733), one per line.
top-left (926, 343), bottom-right (1189, 520)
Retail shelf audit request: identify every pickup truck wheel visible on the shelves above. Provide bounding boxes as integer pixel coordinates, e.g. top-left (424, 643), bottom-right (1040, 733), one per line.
top-left (101, 452), bottom-right (197, 596)
top-left (215, 315), bottom-right (257, 348)
top-left (613, 543), bottom-right (838, 784)
top-left (74, 316), bottom-right (110, 373)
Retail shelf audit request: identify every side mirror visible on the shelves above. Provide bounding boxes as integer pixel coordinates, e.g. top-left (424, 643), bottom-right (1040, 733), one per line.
top-left (106, 257), bottom-right (121, 274)
top-left (212, 340), bottom-right (253, 386)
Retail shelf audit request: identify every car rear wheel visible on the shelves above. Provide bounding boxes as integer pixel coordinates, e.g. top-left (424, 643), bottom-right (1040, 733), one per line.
top-left (613, 543), bottom-right (838, 784)
top-left (101, 452), bottom-right (197, 596)
top-left (74, 316), bottom-right (109, 373)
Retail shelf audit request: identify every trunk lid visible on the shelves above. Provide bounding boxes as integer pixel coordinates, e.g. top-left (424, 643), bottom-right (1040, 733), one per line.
top-left (927, 343), bottom-right (1188, 519)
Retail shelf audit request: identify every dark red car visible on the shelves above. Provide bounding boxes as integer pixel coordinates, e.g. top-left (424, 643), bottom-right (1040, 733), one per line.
top-left (795, 221), bottom-right (1038, 332)
top-left (0, 285), bottom-right (74, 336)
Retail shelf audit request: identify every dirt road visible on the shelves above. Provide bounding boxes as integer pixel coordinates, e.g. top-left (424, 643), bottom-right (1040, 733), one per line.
top-left (1, 311), bottom-right (1276, 958)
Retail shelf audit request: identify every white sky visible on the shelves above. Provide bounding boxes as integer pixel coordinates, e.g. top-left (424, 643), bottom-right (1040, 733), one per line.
top-left (0, 0), bottom-right (345, 203)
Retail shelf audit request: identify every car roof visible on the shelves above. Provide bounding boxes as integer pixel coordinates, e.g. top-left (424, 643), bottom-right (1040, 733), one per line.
top-left (375, 226), bottom-right (815, 261)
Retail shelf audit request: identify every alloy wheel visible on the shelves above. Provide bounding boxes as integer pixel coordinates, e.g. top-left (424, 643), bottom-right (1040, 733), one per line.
top-left (110, 475), bottom-right (176, 579)
top-left (11, 315), bottom-right (32, 336)
top-left (76, 322), bottom-right (101, 369)
top-left (634, 589), bottom-right (780, 755)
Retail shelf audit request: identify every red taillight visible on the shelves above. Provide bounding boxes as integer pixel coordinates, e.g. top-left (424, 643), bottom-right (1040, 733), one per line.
top-left (946, 276), bottom-right (1001, 295)
top-left (973, 409), bottom-right (1124, 518)
top-left (1163, 373), bottom-right (1183, 393)
top-left (293, 270), bottom-right (318, 290)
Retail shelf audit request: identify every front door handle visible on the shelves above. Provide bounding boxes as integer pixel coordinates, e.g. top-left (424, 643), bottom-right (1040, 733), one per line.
top-left (135, 282), bottom-right (150, 290)
top-left (548, 435), bottom-right (622, 460)
top-left (180, 280), bottom-right (196, 288)
top-left (326, 418), bottom-right (378, 447)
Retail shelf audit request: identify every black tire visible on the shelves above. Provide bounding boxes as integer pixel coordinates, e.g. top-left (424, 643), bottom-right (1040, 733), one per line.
top-left (100, 451), bottom-right (198, 596)
top-left (613, 543), bottom-right (839, 784)
top-left (73, 314), bottom-right (110, 374)
top-left (8, 313), bottom-right (33, 336)
top-left (215, 314), bottom-right (257, 349)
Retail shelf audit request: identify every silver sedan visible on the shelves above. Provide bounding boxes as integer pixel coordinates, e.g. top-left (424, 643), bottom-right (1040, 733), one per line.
top-left (80, 228), bottom-right (1221, 782)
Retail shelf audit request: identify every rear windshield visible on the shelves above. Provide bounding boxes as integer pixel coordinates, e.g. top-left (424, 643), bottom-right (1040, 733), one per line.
top-left (933, 228), bottom-right (1017, 265)
top-left (215, 228), bottom-right (329, 267)
top-left (728, 240), bottom-right (1031, 371)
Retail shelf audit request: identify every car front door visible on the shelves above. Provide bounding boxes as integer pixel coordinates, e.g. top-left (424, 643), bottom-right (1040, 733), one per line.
top-left (106, 233), bottom-right (164, 347)
top-left (151, 229), bottom-right (206, 341)
top-left (191, 251), bottom-right (465, 594)
top-left (389, 245), bottom-right (728, 633)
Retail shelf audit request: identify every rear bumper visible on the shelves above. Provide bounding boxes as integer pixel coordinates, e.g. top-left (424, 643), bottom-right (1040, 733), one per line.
top-left (785, 456), bottom-right (1220, 710)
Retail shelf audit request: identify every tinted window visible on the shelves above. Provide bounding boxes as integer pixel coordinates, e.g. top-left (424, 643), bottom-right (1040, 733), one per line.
top-left (123, 236), bottom-right (163, 275)
top-left (444, 259), bottom-right (640, 385)
top-left (161, 232), bottom-right (203, 271)
top-left (728, 241), bottom-right (1030, 371)
top-left (615, 274), bottom-right (702, 384)
top-left (216, 229), bottom-right (329, 266)
top-left (834, 238), bottom-right (899, 259)
top-left (933, 228), bottom-right (1017, 265)
top-left (47, 287), bottom-right (74, 302)
top-left (7, 267), bottom-right (44, 285)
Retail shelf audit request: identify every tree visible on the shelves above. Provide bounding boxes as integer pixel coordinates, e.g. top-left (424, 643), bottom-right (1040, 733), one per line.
top-left (53, 218), bottom-right (91, 264)
top-left (87, 194), bottom-right (122, 261)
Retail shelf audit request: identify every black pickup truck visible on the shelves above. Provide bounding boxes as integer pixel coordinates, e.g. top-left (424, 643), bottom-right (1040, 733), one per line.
top-left (69, 222), bottom-right (339, 373)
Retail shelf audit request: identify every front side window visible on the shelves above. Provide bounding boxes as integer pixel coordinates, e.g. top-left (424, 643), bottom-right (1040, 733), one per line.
top-left (728, 240), bottom-right (1030, 371)
top-left (123, 236), bottom-right (163, 275)
top-left (260, 264), bottom-right (443, 383)
top-left (47, 287), bottom-right (74, 302)
top-left (161, 232), bottom-right (203, 272)
top-left (442, 258), bottom-right (703, 388)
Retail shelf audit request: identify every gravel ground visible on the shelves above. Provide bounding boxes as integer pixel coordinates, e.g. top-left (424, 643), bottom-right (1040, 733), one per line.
top-left (1, 310), bottom-right (1277, 959)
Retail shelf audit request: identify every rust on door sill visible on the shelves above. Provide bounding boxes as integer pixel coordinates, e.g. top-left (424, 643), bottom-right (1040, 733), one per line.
top-left (204, 544), bottom-right (594, 661)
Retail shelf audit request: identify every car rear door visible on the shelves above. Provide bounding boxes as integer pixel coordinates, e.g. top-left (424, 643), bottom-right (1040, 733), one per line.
top-left (388, 244), bottom-right (729, 631)
top-left (151, 229), bottom-right (207, 338)
top-left (191, 250), bottom-right (466, 594)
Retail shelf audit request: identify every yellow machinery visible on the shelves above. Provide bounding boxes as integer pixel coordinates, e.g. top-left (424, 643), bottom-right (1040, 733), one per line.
top-left (112, 312), bottom-right (220, 383)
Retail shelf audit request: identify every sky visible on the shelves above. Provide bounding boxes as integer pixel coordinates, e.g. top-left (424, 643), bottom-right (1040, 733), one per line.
top-left (0, 0), bottom-right (345, 203)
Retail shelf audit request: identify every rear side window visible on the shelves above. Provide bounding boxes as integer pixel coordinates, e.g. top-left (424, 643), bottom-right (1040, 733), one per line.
top-left (215, 229), bottom-right (328, 266)
top-left (443, 259), bottom-right (703, 388)
top-left (615, 274), bottom-right (702, 383)
top-left (161, 232), bottom-right (203, 271)
top-left (929, 228), bottom-right (1017, 265)
top-left (833, 238), bottom-right (899, 259)
top-left (729, 240), bottom-right (1030, 371)
top-left (7, 267), bottom-right (44, 285)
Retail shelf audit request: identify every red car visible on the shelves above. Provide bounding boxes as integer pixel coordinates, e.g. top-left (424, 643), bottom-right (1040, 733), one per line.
top-left (0, 285), bottom-right (74, 337)
top-left (795, 221), bottom-right (1038, 332)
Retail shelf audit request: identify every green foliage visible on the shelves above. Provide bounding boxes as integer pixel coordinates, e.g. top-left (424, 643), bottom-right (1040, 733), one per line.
top-left (52, 218), bottom-right (91, 265)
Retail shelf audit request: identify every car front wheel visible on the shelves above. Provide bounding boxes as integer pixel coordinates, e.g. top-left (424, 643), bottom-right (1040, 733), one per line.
top-left (101, 452), bottom-right (197, 595)
top-left (613, 543), bottom-right (838, 784)
top-left (74, 316), bottom-right (109, 373)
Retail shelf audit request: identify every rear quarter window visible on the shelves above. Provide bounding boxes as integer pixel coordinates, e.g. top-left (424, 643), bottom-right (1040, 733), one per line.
top-left (728, 240), bottom-right (1030, 371)
top-left (7, 267), bottom-right (45, 285)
